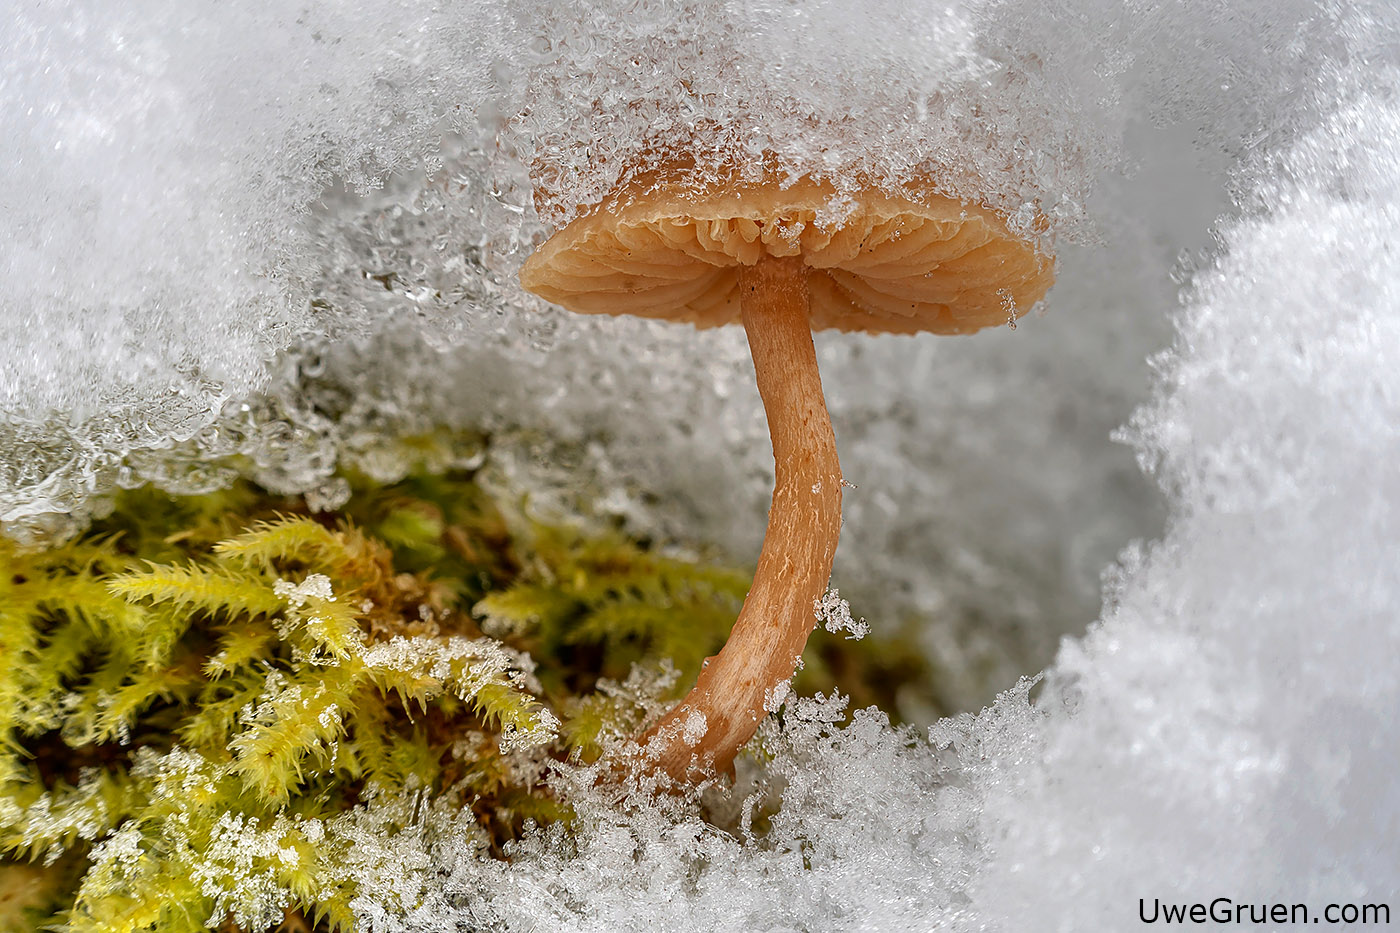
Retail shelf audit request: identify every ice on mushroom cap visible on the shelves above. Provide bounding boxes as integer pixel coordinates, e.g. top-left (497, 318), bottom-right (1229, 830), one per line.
top-left (521, 174), bottom-right (1053, 335)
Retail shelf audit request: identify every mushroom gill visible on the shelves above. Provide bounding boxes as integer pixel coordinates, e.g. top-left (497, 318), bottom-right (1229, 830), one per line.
top-left (520, 172), bottom-right (1053, 783)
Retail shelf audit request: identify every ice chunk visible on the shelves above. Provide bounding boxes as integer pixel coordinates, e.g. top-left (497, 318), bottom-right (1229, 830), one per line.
top-left (274, 574), bottom-right (336, 609)
top-left (813, 587), bottom-right (868, 640)
top-left (681, 709), bottom-right (708, 747)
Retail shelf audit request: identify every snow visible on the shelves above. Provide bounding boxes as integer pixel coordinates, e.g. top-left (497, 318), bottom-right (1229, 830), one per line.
top-left (274, 574), bottom-right (337, 609)
top-left (960, 79), bottom-right (1400, 927)
top-left (4, 0), bottom-right (1400, 929)
top-left (814, 588), bottom-right (869, 640)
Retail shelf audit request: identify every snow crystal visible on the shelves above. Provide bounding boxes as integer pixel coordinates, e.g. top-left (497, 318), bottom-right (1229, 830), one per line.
top-left (14, 768), bottom-right (113, 865)
top-left (813, 587), bottom-right (869, 640)
top-left (192, 812), bottom-right (300, 930)
top-left (129, 744), bottom-right (217, 797)
top-left (361, 634), bottom-right (518, 691)
top-left (360, 633), bottom-right (559, 751)
top-left (274, 573), bottom-right (336, 609)
top-left (681, 710), bottom-right (708, 747)
top-left (317, 704), bottom-right (342, 731)
top-left (497, 708), bottom-right (564, 755)
top-left (85, 822), bottom-right (144, 874)
top-left (761, 679), bottom-right (791, 714)
top-left (234, 674), bottom-right (326, 737)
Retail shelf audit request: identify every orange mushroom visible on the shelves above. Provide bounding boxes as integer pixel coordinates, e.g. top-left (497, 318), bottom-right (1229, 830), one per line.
top-left (520, 171), bottom-right (1053, 784)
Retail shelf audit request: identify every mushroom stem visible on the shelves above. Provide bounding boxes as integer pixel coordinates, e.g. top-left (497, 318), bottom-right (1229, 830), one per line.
top-left (641, 254), bottom-right (843, 782)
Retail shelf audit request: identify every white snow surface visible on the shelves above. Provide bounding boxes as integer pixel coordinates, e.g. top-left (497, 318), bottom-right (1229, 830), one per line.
top-left (4, 1), bottom-right (1400, 929)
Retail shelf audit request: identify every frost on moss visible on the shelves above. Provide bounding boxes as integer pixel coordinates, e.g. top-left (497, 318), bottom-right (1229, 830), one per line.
top-left (0, 466), bottom-right (929, 932)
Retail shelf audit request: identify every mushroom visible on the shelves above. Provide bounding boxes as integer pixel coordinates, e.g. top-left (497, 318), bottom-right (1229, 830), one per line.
top-left (520, 171), bottom-right (1053, 783)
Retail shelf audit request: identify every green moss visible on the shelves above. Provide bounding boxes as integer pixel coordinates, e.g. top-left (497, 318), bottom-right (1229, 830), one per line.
top-left (0, 466), bottom-right (934, 932)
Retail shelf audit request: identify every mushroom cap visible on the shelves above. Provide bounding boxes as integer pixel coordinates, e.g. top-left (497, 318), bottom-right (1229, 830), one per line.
top-left (520, 176), bottom-right (1054, 335)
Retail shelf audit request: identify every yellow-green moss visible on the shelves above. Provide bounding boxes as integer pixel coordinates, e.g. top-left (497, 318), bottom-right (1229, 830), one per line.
top-left (0, 466), bottom-right (932, 932)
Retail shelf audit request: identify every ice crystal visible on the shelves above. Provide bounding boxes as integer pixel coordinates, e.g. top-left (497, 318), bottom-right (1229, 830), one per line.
top-left (273, 574), bottom-right (336, 609)
top-left (813, 587), bottom-right (869, 641)
top-left (191, 812), bottom-right (301, 931)
top-left (680, 710), bottom-right (708, 748)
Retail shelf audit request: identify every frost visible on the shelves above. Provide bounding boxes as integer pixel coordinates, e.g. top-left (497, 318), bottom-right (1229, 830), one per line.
top-left (129, 745), bottom-right (217, 796)
top-left (498, 708), bottom-right (563, 754)
top-left (191, 812), bottom-right (300, 930)
top-left (14, 770), bottom-right (113, 865)
top-left (813, 587), bottom-right (869, 640)
top-left (361, 634), bottom-right (559, 750)
top-left (274, 573), bottom-right (336, 609)
top-left (360, 635), bottom-right (538, 696)
top-left (317, 704), bottom-right (342, 731)
top-left (85, 823), bottom-right (144, 875)
top-left (234, 674), bottom-right (334, 738)
top-left (762, 680), bottom-right (791, 714)
top-left (681, 710), bottom-right (708, 747)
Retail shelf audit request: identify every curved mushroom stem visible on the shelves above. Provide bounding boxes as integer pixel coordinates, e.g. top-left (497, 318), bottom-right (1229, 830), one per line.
top-left (640, 254), bottom-right (843, 783)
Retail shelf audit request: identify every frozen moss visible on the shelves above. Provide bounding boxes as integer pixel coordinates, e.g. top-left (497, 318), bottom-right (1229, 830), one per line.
top-left (0, 466), bottom-right (926, 931)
